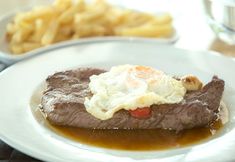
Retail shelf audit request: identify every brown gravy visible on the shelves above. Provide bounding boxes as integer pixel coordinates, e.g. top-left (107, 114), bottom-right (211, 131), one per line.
top-left (31, 84), bottom-right (225, 151)
top-left (48, 120), bottom-right (222, 151)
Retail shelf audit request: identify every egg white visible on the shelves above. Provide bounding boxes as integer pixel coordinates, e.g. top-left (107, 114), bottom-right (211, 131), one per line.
top-left (84, 65), bottom-right (186, 120)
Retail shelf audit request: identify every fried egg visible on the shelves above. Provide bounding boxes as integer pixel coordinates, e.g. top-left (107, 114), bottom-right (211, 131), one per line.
top-left (84, 65), bottom-right (186, 120)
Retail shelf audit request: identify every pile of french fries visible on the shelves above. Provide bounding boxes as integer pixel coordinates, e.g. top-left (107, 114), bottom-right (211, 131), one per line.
top-left (6, 0), bottom-right (173, 54)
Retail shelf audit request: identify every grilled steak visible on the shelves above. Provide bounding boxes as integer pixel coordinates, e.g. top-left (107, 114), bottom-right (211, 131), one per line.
top-left (41, 68), bottom-right (224, 131)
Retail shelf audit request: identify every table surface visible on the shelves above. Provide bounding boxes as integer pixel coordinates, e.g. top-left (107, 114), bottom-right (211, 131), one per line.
top-left (0, 0), bottom-right (235, 162)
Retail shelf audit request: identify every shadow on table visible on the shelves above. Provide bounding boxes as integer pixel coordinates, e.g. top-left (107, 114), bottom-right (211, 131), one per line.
top-left (209, 38), bottom-right (235, 57)
top-left (0, 140), bottom-right (41, 162)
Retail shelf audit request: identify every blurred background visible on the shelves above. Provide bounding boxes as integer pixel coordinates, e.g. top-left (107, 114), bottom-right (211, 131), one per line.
top-left (1, 0), bottom-right (235, 57)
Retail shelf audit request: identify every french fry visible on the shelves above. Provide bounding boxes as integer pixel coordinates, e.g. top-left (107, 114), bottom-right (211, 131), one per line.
top-left (74, 23), bottom-right (106, 37)
top-left (11, 27), bottom-right (32, 43)
top-left (10, 43), bottom-right (24, 54)
top-left (15, 6), bottom-right (56, 23)
top-left (58, 0), bottom-right (84, 24)
top-left (54, 24), bottom-right (74, 42)
top-left (115, 24), bottom-right (173, 37)
top-left (41, 19), bottom-right (59, 45)
top-left (29, 19), bottom-right (47, 42)
top-left (6, 0), bottom-right (174, 54)
top-left (150, 14), bottom-right (172, 25)
top-left (54, 34), bottom-right (71, 42)
top-left (22, 42), bottom-right (41, 52)
top-left (59, 24), bottom-right (73, 36)
top-left (53, 0), bottom-right (72, 11)
top-left (6, 23), bottom-right (17, 34)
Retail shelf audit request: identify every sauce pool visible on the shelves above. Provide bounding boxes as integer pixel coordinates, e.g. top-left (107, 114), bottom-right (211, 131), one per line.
top-left (30, 83), bottom-right (226, 151)
top-left (49, 120), bottom-right (222, 150)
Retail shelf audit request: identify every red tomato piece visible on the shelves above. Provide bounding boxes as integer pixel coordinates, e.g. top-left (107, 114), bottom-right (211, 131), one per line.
top-left (129, 107), bottom-right (151, 118)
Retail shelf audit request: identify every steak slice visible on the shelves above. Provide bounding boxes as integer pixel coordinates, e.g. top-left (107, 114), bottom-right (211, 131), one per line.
top-left (41, 68), bottom-right (225, 131)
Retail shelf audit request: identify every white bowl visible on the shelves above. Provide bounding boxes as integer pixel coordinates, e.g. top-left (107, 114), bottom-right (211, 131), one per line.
top-left (0, 8), bottom-right (178, 65)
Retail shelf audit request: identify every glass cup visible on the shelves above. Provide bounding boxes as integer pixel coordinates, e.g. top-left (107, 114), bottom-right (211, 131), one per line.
top-left (203, 0), bottom-right (235, 44)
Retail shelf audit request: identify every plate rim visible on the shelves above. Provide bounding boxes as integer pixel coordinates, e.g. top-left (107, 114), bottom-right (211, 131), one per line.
top-left (0, 40), bottom-right (235, 162)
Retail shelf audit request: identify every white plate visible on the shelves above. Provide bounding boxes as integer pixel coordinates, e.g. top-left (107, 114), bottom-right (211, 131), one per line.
top-left (0, 6), bottom-right (178, 65)
top-left (0, 40), bottom-right (235, 162)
